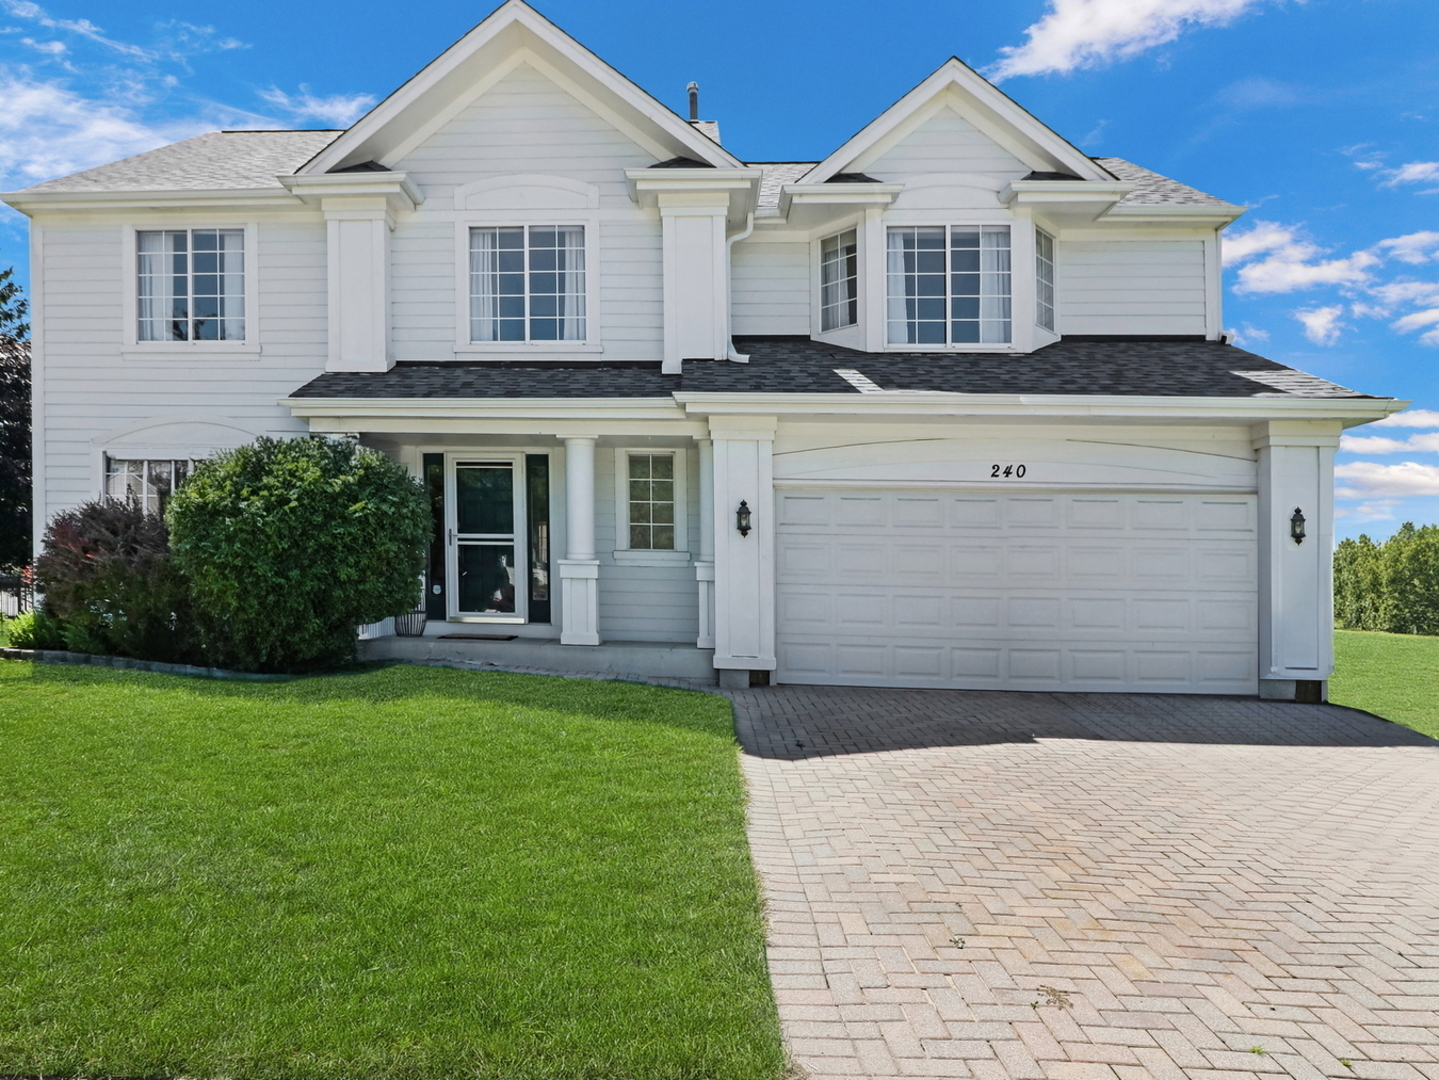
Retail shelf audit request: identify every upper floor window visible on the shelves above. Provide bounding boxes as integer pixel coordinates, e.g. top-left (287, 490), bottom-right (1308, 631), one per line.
top-left (1036, 228), bottom-right (1056, 333)
top-left (138, 229), bottom-right (245, 342)
top-left (820, 228), bottom-right (858, 332)
top-left (470, 225), bottom-right (586, 342)
top-left (886, 225), bottom-right (1011, 345)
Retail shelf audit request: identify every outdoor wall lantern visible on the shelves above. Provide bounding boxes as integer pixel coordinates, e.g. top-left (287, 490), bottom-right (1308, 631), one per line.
top-left (1291, 507), bottom-right (1306, 544)
top-left (736, 500), bottom-right (752, 538)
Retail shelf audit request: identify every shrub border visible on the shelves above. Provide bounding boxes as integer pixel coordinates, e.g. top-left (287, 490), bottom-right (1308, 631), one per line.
top-left (0, 647), bottom-right (290, 681)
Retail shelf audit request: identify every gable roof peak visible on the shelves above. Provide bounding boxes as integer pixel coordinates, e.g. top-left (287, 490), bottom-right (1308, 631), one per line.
top-left (300, 0), bottom-right (741, 176)
top-left (803, 54), bottom-right (1112, 186)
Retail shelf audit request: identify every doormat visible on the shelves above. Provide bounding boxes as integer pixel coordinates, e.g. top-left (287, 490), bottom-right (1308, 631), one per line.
top-left (438, 633), bottom-right (519, 641)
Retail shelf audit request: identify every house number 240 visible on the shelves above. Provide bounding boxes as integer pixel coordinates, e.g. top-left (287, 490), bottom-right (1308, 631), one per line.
top-left (990, 464), bottom-right (1027, 478)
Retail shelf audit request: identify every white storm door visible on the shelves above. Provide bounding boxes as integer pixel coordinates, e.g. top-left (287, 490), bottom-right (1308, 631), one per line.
top-left (447, 458), bottom-right (527, 621)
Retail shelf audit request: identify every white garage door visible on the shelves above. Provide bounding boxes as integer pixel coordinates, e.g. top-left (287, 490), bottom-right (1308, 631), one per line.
top-left (775, 489), bottom-right (1258, 694)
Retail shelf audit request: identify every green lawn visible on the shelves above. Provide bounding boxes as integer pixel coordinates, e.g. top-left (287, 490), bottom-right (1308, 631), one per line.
top-left (1331, 629), bottom-right (1439, 739)
top-left (0, 661), bottom-right (784, 1080)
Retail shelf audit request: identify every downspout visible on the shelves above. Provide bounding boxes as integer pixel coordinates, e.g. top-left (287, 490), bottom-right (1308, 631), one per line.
top-left (725, 211), bottom-right (755, 363)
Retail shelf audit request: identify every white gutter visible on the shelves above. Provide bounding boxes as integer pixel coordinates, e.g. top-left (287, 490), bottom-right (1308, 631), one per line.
top-left (725, 211), bottom-right (755, 364)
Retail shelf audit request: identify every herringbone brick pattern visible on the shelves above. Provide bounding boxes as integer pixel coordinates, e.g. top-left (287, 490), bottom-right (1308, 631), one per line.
top-left (733, 688), bottom-right (1439, 1080)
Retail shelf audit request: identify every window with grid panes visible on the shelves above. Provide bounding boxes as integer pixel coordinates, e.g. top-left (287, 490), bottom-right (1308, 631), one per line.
top-left (820, 228), bottom-right (858, 331)
top-left (137, 229), bottom-right (245, 341)
top-left (470, 226), bottom-right (586, 342)
top-left (104, 457), bottom-right (196, 514)
top-left (1035, 227), bottom-right (1056, 332)
top-left (886, 225), bottom-right (1011, 344)
top-left (626, 453), bottom-right (675, 550)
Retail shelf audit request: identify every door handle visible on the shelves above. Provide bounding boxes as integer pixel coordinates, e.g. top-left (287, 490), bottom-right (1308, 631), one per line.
top-left (448, 528), bottom-right (454, 545)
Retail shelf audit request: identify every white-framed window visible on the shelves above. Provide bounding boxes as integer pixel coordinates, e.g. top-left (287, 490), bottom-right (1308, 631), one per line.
top-left (104, 456), bottom-right (198, 514)
top-left (1036, 227), bottom-right (1056, 333)
top-left (469, 225), bottom-right (586, 342)
top-left (886, 225), bottom-right (1011, 345)
top-left (820, 228), bottom-right (859, 332)
top-left (137, 229), bottom-right (245, 342)
top-left (613, 448), bottom-right (689, 563)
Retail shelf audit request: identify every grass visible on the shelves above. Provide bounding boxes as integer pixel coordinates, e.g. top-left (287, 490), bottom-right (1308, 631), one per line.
top-left (1331, 629), bottom-right (1439, 739)
top-left (0, 661), bottom-right (784, 1080)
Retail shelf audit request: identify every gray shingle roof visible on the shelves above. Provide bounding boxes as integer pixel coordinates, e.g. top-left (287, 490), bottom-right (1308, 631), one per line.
top-left (755, 162), bottom-right (817, 209)
top-left (290, 336), bottom-right (1377, 401)
top-left (1096, 157), bottom-right (1234, 207)
top-left (16, 130), bottom-right (341, 193)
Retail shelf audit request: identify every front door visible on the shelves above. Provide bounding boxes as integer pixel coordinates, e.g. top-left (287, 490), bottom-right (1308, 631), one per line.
top-left (448, 458), bottom-right (526, 621)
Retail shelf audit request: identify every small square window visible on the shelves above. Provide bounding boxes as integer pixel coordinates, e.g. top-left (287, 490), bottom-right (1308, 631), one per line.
top-left (627, 453), bottom-right (676, 550)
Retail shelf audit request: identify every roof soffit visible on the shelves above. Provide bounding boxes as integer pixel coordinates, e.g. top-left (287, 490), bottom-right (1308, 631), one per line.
top-left (804, 59), bottom-right (1110, 186)
top-left (300, 1), bottom-right (740, 175)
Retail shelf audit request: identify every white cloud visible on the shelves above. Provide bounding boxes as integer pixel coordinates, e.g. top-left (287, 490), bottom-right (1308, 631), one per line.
top-left (1334, 461), bottom-right (1439, 499)
top-left (1335, 499), bottom-right (1401, 524)
top-left (1373, 408), bottom-right (1439, 428)
top-left (1382, 161), bottom-right (1439, 187)
top-left (1377, 232), bottom-right (1439, 265)
top-left (258, 85), bottom-right (374, 127)
top-left (1214, 75), bottom-right (1305, 109)
top-left (1223, 221), bottom-right (1377, 294)
top-left (987, 0), bottom-right (1280, 81)
top-left (1294, 304), bottom-right (1345, 344)
top-left (1340, 432), bottom-right (1439, 454)
top-left (0, 73), bottom-right (206, 186)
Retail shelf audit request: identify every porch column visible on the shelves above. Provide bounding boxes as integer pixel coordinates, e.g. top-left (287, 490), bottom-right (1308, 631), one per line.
top-left (559, 436), bottom-right (601, 646)
top-left (710, 416), bottom-right (776, 688)
top-left (695, 438), bottom-right (716, 649)
top-left (1252, 419), bottom-right (1340, 700)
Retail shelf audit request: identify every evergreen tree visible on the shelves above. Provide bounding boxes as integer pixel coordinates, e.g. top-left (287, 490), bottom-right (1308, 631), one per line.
top-left (0, 261), bottom-right (31, 573)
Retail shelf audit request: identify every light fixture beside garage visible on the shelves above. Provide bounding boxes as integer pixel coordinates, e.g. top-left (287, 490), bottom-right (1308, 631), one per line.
top-left (736, 500), bottom-right (752, 538)
top-left (1291, 507), bottom-right (1306, 544)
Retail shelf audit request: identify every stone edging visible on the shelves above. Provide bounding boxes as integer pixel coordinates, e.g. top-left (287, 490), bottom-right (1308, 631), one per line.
top-left (0, 647), bottom-right (291, 682)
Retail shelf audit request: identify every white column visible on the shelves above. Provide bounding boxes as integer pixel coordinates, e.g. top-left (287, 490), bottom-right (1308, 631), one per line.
top-left (695, 438), bottom-right (716, 649)
top-left (322, 195), bottom-right (393, 373)
top-left (710, 416), bottom-right (776, 685)
top-left (1252, 420), bottom-right (1340, 700)
top-left (559, 436), bottom-right (601, 646)
top-left (659, 192), bottom-right (730, 373)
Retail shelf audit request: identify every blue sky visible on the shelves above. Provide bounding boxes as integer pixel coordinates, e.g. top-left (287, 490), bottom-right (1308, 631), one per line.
top-left (1, 0), bottom-right (1436, 540)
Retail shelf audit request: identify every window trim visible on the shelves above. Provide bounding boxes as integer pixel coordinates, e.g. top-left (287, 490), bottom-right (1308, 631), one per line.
top-left (884, 223), bottom-right (1013, 348)
top-left (452, 214), bottom-right (601, 356)
top-left (120, 222), bottom-right (260, 357)
top-left (612, 447), bottom-right (689, 565)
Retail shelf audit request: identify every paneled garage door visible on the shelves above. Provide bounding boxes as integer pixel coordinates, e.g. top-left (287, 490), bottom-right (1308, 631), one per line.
top-left (774, 489), bottom-right (1258, 694)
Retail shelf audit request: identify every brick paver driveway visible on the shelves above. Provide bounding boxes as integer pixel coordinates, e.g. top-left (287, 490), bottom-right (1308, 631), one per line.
top-left (731, 688), bottom-right (1439, 1080)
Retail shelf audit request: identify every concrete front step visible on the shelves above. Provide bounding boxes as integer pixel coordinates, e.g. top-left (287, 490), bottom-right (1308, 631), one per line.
top-left (359, 635), bottom-right (718, 683)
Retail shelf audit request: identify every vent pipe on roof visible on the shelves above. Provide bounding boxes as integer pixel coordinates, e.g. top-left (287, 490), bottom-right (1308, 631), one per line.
top-left (687, 81), bottom-right (699, 122)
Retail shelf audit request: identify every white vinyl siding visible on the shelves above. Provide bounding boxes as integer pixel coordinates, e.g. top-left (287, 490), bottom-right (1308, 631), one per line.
top-left (1036, 228), bottom-right (1056, 332)
top-left (731, 239), bottom-right (809, 335)
top-left (862, 107), bottom-right (1029, 181)
top-left (887, 225), bottom-right (1011, 345)
top-left (390, 62), bottom-right (660, 359)
top-left (820, 229), bottom-right (858, 332)
top-left (1057, 240), bottom-right (1208, 336)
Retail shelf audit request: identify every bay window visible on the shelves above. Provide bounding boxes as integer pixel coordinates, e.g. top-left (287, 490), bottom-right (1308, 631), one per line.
top-left (820, 228), bottom-right (858, 332)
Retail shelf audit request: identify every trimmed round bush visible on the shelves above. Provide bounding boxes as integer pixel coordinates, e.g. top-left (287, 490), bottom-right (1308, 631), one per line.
top-left (167, 436), bottom-right (430, 672)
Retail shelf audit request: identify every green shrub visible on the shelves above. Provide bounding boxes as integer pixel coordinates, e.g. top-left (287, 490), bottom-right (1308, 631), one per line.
top-left (1334, 522), bottom-right (1439, 634)
top-left (5, 608), bottom-right (67, 650)
top-left (167, 436), bottom-right (429, 673)
top-left (33, 498), bottom-right (197, 662)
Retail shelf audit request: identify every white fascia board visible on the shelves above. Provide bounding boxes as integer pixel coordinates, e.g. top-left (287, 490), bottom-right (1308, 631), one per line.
top-left (1001, 180), bottom-right (1133, 205)
top-left (281, 396), bottom-right (690, 423)
top-left (279, 171), bottom-right (424, 210)
top-left (0, 187), bottom-right (300, 215)
top-left (777, 183), bottom-right (903, 219)
top-left (672, 392), bottom-right (1407, 427)
top-left (1101, 203), bottom-right (1246, 226)
top-left (625, 169), bottom-right (762, 220)
top-left (301, 1), bottom-right (741, 175)
top-left (807, 58), bottom-right (1108, 185)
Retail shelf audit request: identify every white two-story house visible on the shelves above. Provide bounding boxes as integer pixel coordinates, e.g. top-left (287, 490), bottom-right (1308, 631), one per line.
top-left (3, 1), bottom-right (1401, 698)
